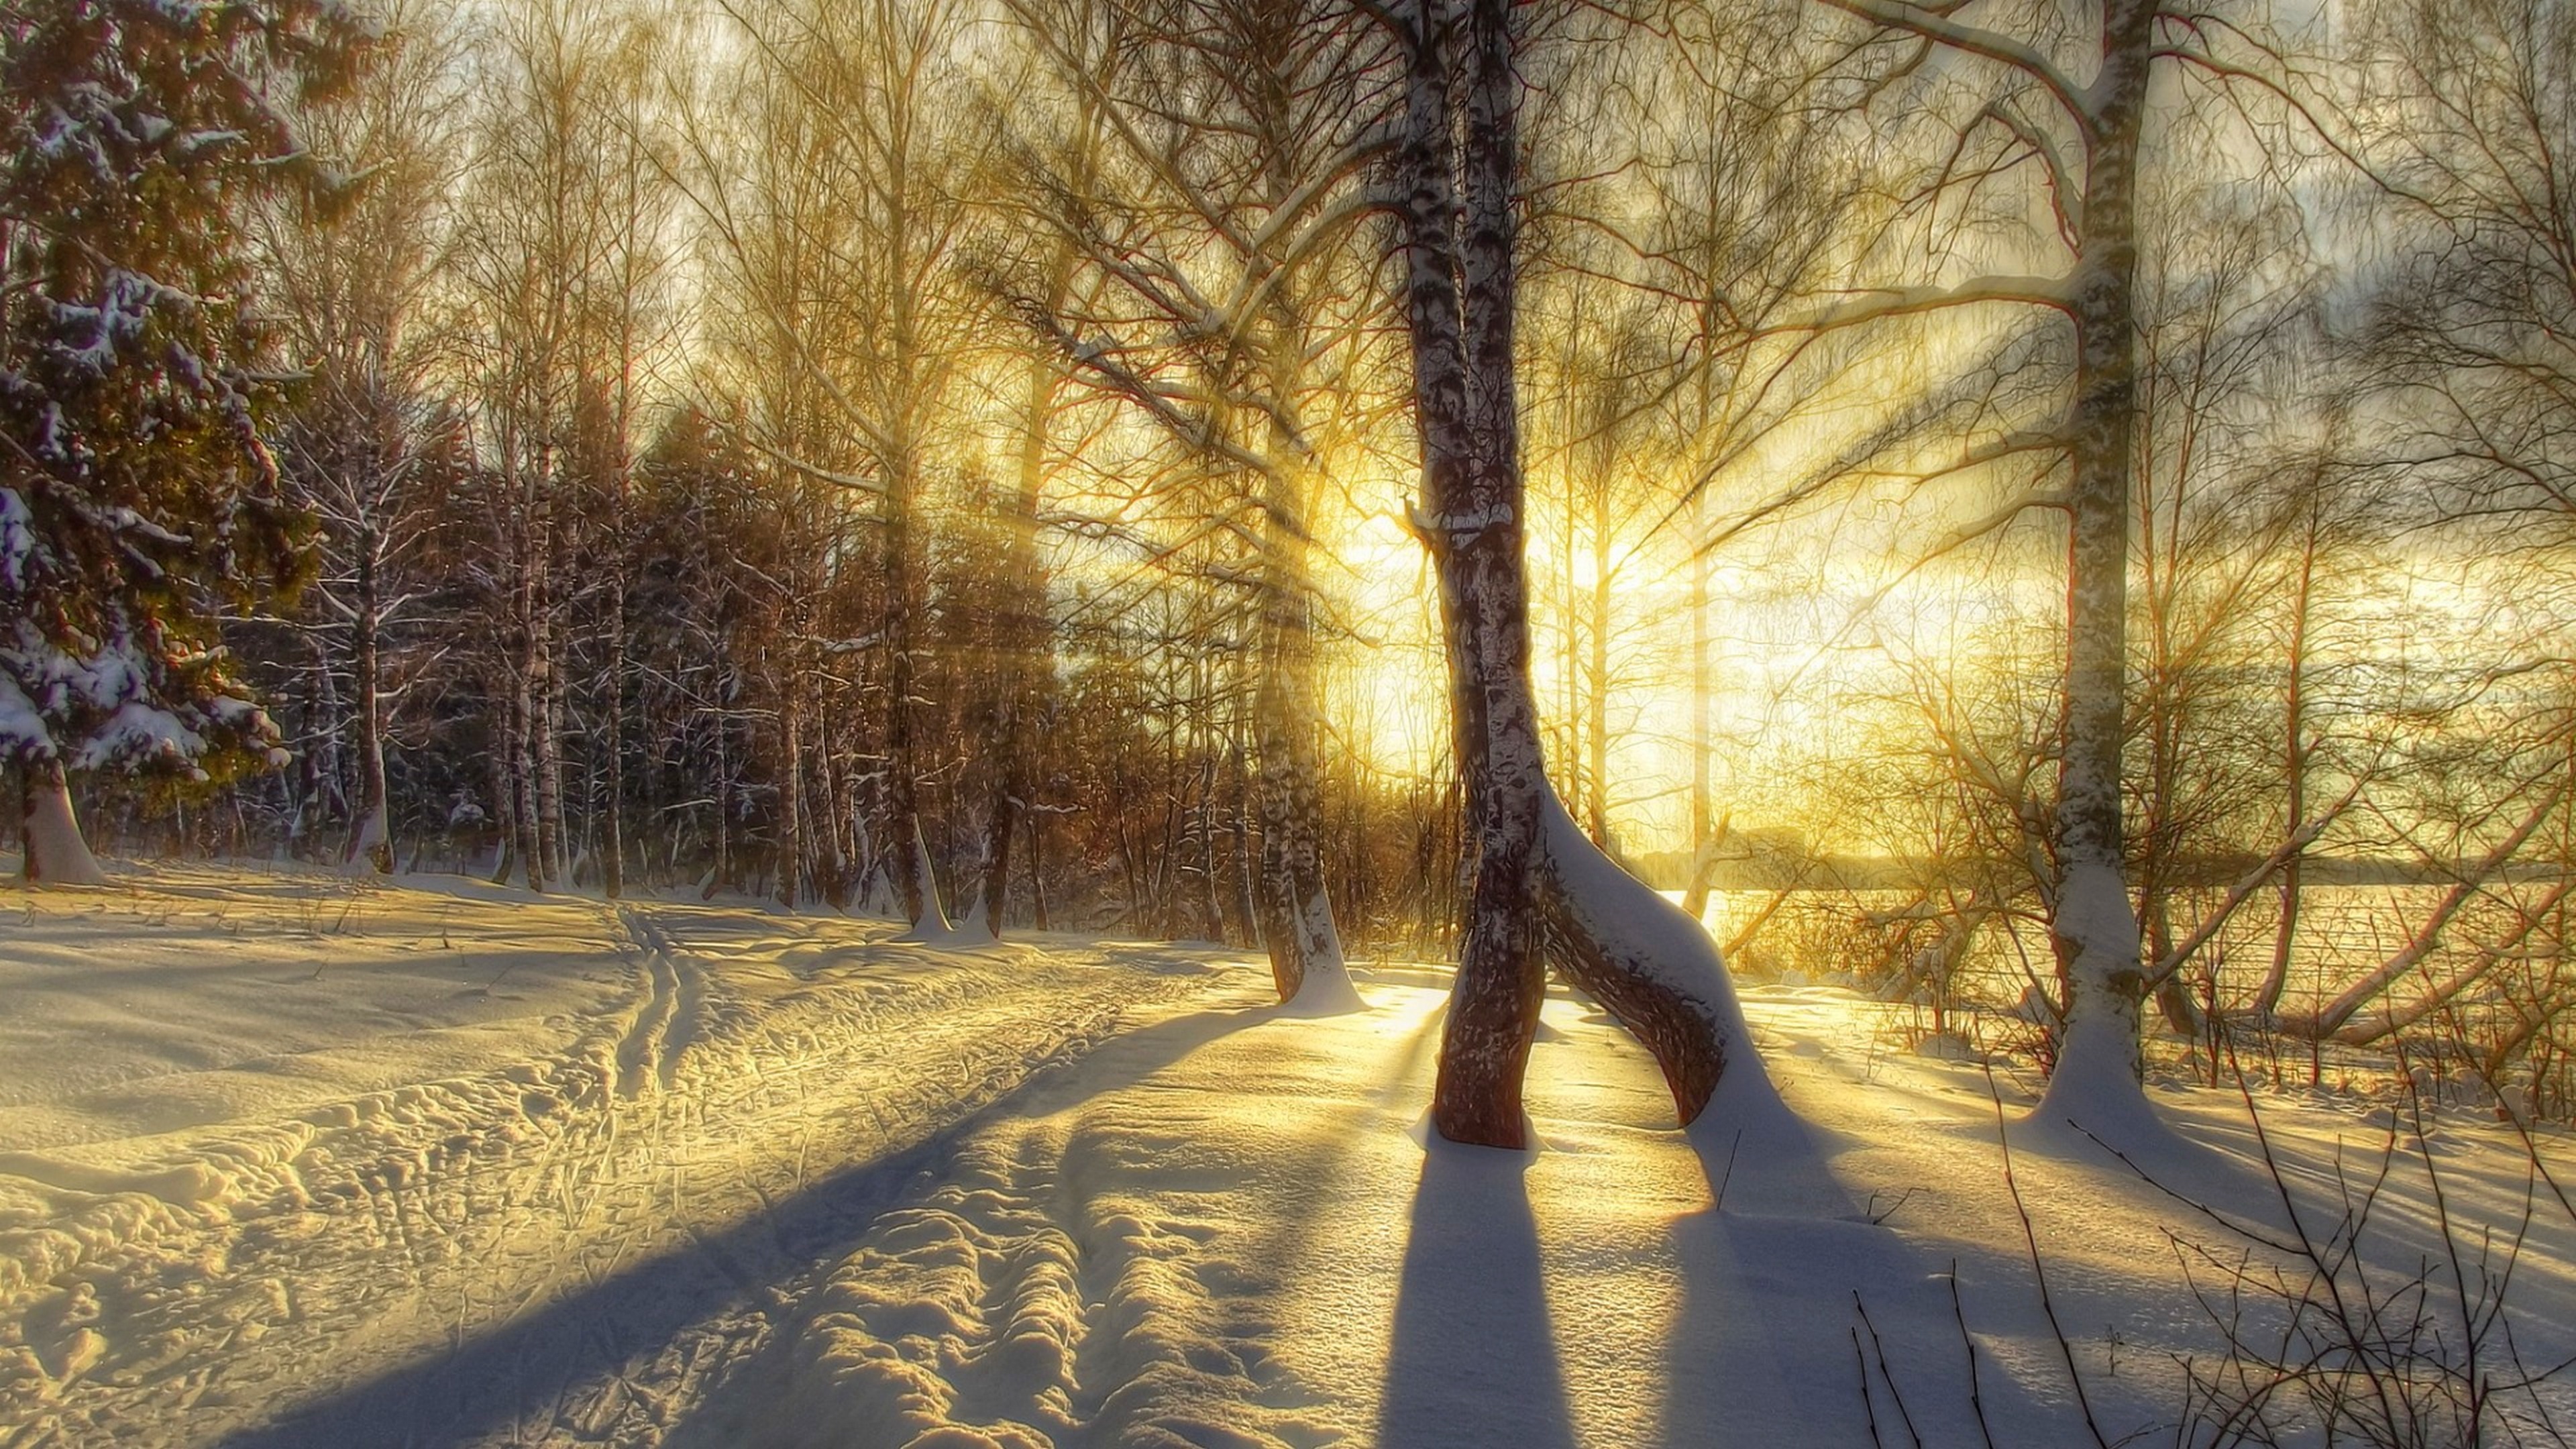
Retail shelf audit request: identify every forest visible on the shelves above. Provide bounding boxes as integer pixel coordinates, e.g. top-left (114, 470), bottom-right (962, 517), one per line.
top-left (9, 0), bottom-right (2576, 1443)
top-left (13, 0), bottom-right (2571, 1124)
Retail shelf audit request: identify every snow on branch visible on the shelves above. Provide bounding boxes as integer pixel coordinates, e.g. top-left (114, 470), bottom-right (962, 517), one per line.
top-left (1768, 275), bottom-right (2077, 337)
top-left (1815, 0), bottom-right (2093, 125)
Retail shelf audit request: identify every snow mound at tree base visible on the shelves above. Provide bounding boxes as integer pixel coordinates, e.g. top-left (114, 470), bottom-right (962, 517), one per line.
top-left (725, 972), bottom-right (2576, 1448)
top-left (9, 873), bottom-right (2573, 1448)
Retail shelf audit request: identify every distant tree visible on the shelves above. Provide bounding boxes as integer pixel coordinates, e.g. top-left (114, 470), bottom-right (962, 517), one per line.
top-left (259, 0), bottom-right (468, 875)
top-left (998, 0), bottom-right (1382, 999)
top-left (686, 0), bottom-right (985, 930)
top-left (0, 0), bottom-right (372, 882)
top-left (1807, 0), bottom-right (2324, 1134)
top-left (449, 0), bottom-right (667, 893)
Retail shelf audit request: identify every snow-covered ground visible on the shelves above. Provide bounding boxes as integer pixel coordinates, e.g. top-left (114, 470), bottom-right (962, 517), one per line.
top-left (2, 864), bottom-right (2571, 1447)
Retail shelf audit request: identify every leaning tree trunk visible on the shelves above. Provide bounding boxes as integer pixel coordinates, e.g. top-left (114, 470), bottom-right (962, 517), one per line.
top-left (21, 757), bottom-right (107, 885)
top-left (1399, 0), bottom-right (1768, 1147)
top-left (2036, 0), bottom-right (2156, 1126)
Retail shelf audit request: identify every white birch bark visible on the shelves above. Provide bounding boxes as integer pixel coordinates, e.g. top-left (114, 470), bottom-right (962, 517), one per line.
top-left (2032, 0), bottom-right (2159, 1134)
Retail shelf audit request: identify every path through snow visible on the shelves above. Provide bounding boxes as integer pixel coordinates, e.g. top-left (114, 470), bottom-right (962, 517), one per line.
top-left (0, 868), bottom-right (1224, 1447)
top-left (3, 867), bottom-right (2573, 1448)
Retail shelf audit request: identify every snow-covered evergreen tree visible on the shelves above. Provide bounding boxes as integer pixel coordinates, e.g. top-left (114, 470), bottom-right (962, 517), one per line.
top-left (0, 0), bottom-right (370, 880)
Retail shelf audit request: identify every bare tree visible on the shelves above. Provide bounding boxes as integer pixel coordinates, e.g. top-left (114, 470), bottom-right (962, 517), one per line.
top-left (1387, 0), bottom-right (1779, 1147)
top-left (996, 0), bottom-right (1385, 1000)
top-left (686, 0), bottom-right (985, 928)
top-left (259, 0), bottom-right (473, 875)
top-left (1804, 0), bottom-right (2327, 1132)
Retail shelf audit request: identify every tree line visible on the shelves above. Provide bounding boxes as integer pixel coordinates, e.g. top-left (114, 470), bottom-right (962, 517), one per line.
top-left (7, 0), bottom-right (2576, 1134)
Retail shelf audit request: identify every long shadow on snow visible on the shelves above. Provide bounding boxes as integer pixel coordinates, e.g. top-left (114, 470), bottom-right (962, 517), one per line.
top-left (215, 1002), bottom-right (1270, 1449)
top-left (1376, 1140), bottom-right (1581, 1449)
top-left (1659, 1103), bottom-right (2060, 1445)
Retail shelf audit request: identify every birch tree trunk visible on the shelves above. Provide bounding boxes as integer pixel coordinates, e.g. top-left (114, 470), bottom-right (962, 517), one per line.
top-left (2036, 0), bottom-right (2156, 1121)
top-left (512, 576), bottom-right (547, 894)
top-left (1249, 284), bottom-right (1356, 1008)
top-left (537, 601), bottom-right (569, 888)
top-left (1251, 523), bottom-right (1355, 1006)
top-left (342, 562), bottom-right (392, 875)
top-left (487, 695), bottom-right (518, 884)
top-left (1399, 0), bottom-right (1768, 1146)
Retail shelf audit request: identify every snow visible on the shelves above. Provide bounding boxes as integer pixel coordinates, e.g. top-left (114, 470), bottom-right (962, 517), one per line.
top-left (1, 863), bottom-right (2571, 1447)
top-left (0, 675), bottom-right (45, 755)
top-left (0, 488), bottom-right (34, 590)
top-left (70, 700), bottom-right (205, 771)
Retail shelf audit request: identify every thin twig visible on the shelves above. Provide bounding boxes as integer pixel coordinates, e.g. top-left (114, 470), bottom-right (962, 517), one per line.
top-left (1984, 1060), bottom-right (2113, 1449)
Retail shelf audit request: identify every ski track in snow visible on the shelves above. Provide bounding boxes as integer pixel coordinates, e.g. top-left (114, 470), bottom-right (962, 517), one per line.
top-left (0, 870), bottom-right (1229, 1448)
top-left (5, 867), bottom-right (2575, 1449)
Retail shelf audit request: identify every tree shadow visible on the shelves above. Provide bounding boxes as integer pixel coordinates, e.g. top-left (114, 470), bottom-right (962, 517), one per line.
top-left (1375, 1139), bottom-right (1580, 1449)
top-left (1658, 1104), bottom-right (2057, 1446)
top-left (215, 1004), bottom-right (1272, 1449)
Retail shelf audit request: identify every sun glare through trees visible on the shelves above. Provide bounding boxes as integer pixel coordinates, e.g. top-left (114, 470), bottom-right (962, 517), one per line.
top-left (7, 0), bottom-right (2576, 1442)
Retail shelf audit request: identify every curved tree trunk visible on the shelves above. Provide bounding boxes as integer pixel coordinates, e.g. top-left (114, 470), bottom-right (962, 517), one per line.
top-left (21, 758), bottom-right (107, 885)
top-left (1399, 0), bottom-right (1759, 1147)
top-left (1535, 792), bottom-right (1765, 1123)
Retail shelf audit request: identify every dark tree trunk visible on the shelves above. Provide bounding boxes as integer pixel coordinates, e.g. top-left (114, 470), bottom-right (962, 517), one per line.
top-left (1398, 0), bottom-right (1760, 1148)
top-left (970, 347), bottom-right (1059, 938)
top-left (602, 566), bottom-right (626, 899)
top-left (778, 669), bottom-right (803, 908)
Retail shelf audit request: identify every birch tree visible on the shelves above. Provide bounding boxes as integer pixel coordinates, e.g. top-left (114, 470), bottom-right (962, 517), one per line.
top-left (688, 0), bottom-right (983, 930)
top-left (1805, 0), bottom-right (2314, 1130)
top-left (1386, 0), bottom-right (1779, 1148)
top-left (260, 0), bottom-right (468, 875)
top-left (998, 0), bottom-right (1382, 1000)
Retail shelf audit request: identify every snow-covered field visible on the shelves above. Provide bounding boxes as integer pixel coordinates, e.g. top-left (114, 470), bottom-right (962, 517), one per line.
top-left (3, 864), bottom-right (2571, 1448)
